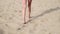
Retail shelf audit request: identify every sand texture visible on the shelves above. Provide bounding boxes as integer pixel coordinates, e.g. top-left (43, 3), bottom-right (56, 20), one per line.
top-left (0, 0), bottom-right (60, 34)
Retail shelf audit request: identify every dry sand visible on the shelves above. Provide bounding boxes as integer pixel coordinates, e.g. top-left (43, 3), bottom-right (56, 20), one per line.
top-left (0, 0), bottom-right (60, 34)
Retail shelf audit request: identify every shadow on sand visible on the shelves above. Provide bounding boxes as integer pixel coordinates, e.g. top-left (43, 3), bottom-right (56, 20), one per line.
top-left (25, 7), bottom-right (60, 24)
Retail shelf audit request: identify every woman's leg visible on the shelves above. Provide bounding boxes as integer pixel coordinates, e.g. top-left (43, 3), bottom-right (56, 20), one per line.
top-left (22, 0), bottom-right (27, 23)
top-left (28, 0), bottom-right (32, 18)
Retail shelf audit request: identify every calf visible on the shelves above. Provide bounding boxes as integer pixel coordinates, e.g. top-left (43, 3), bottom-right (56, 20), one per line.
top-left (22, 0), bottom-right (32, 24)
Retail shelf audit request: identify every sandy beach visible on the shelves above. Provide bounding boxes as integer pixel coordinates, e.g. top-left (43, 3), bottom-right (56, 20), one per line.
top-left (0, 0), bottom-right (60, 34)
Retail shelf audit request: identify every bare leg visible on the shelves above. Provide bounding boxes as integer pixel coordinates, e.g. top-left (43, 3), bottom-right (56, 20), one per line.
top-left (28, 0), bottom-right (32, 18)
top-left (22, 0), bottom-right (27, 24)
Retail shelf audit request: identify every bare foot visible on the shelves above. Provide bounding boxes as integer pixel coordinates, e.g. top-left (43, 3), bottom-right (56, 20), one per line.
top-left (24, 22), bottom-right (27, 24)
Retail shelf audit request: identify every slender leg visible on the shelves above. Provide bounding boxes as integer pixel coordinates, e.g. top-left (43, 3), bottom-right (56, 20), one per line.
top-left (28, 0), bottom-right (32, 18)
top-left (22, 0), bottom-right (27, 24)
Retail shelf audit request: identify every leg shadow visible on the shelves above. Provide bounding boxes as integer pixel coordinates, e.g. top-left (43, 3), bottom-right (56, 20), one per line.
top-left (26, 7), bottom-right (60, 23)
